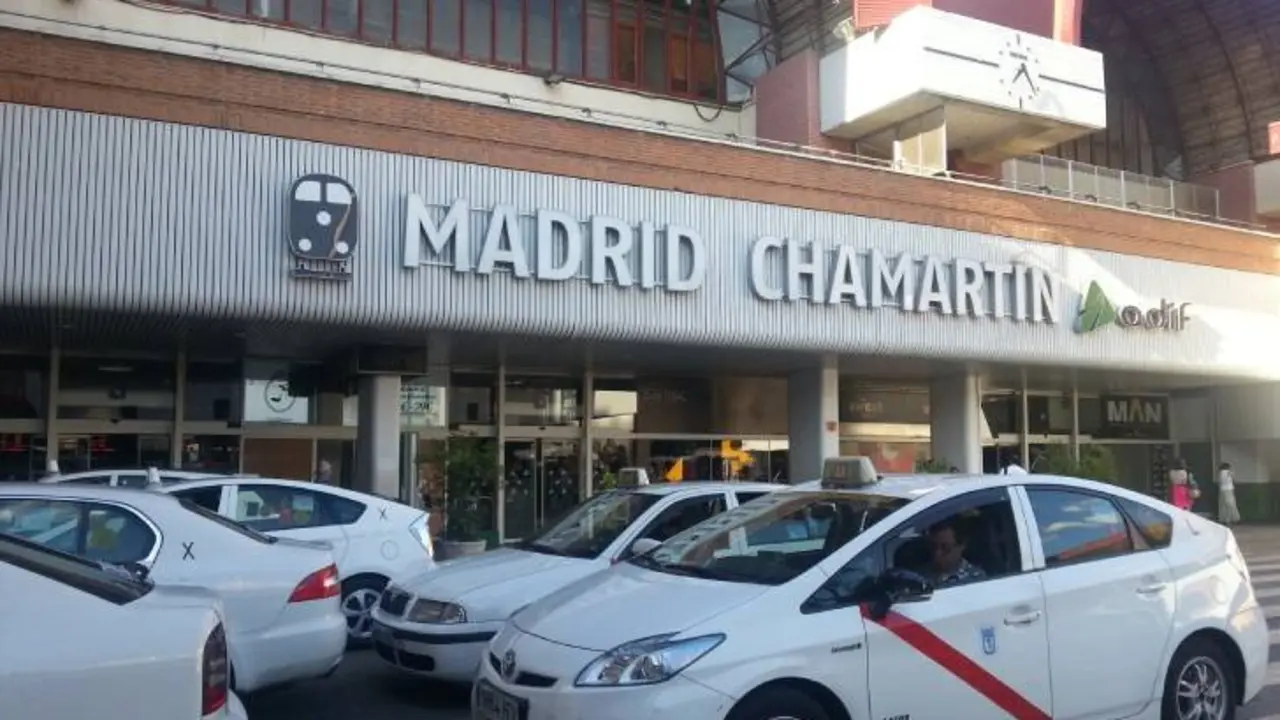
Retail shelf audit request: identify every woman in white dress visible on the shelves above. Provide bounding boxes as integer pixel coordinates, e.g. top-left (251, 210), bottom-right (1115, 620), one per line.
top-left (1217, 462), bottom-right (1241, 525)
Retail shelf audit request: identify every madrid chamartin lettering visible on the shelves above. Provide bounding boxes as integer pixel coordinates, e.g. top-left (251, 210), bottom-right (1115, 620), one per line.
top-left (748, 237), bottom-right (1060, 324)
top-left (402, 196), bottom-right (706, 291)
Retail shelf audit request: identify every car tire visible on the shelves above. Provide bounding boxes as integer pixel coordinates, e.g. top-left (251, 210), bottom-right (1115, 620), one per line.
top-left (340, 574), bottom-right (388, 649)
top-left (1161, 636), bottom-right (1237, 720)
top-left (727, 685), bottom-right (832, 720)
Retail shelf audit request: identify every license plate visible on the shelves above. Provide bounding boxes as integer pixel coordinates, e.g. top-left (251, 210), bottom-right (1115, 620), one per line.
top-left (474, 680), bottom-right (526, 720)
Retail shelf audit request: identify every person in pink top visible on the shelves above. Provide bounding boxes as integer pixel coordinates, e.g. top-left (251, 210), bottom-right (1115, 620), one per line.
top-left (1168, 459), bottom-right (1198, 511)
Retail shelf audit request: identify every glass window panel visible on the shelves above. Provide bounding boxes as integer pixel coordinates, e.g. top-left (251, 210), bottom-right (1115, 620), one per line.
top-left (289, 0), bottom-right (324, 27)
top-left (556, 0), bottom-right (584, 74)
top-left (397, 0), bottom-right (429, 48)
top-left (363, 0), bottom-right (396, 42)
top-left (504, 375), bottom-right (581, 427)
top-left (464, 0), bottom-right (494, 60)
top-left (58, 357), bottom-right (174, 422)
top-left (182, 435), bottom-right (241, 473)
top-left (528, 0), bottom-right (554, 70)
top-left (450, 373), bottom-right (496, 426)
top-left (0, 434), bottom-right (47, 483)
top-left (432, 0), bottom-right (462, 54)
top-left (184, 361), bottom-right (239, 422)
top-left (327, 0), bottom-right (359, 33)
top-left (0, 355), bottom-right (47, 419)
top-left (585, 7), bottom-right (610, 79)
top-left (495, 0), bottom-right (523, 65)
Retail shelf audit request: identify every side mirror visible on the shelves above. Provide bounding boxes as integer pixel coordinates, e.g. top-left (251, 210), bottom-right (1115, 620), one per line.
top-left (630, 538), bottom-right (663, 557)
top-left (866, 567), bottom-right (933, 621)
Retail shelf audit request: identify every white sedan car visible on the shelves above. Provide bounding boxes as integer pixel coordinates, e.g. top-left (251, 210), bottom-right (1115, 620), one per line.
top-left (160, 477), bottom-right (435, 644)
top-left (373, 481), bottom-right (781, 683)
top-left (478, 461), bottom-right (1269, 720)
top-left (0, 484), bottom-right (347, 694)
top-left (0, 531), bottom-right (247, 719)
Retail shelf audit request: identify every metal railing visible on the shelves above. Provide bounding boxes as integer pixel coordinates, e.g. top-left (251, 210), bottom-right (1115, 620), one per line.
top-left (1001, 155), bottom-right (1247, 228)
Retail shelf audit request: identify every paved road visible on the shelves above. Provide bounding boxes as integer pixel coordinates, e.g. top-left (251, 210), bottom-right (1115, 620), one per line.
top-left (246, 525), bottom-right (1280, 720)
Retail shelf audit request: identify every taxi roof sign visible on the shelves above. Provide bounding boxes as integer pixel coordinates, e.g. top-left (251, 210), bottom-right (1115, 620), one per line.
top-left (820, 456), bottom-right (880, 489)
top-left (619, 467), bottom-right (651, 486)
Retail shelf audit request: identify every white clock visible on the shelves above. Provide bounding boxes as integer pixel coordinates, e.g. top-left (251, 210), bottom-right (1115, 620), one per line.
top-left (997, 33), bottom-right (1042, 108)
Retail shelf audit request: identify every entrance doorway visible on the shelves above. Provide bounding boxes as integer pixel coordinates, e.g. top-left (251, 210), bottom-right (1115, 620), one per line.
top-left (502, 439), bottom-right (581, 540)
top-left (56, 434), bottom-right (170, 472)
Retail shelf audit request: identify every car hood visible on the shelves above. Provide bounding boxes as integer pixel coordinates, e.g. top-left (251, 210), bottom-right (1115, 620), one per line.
top-left (512, 562), bottom-right (768, 651)
top-left (399, 548), bottom-right (596, 621)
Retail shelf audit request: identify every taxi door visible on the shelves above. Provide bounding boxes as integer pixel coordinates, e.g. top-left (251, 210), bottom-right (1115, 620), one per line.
top-left (864, 488), bottom-right (1053, 720)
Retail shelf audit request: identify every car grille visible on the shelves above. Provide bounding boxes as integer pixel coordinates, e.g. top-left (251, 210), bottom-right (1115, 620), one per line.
top-left (379, 587), bottom-right (410, 616)
top-left (488, 652), bottom-right (557, 688)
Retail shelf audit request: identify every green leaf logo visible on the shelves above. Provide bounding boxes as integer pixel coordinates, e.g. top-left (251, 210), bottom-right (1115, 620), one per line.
top-left (1075, 281), bottom-right (1118, 334)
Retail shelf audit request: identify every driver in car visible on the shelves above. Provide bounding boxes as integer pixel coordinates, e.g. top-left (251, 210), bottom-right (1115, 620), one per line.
top-left (928, 520), bottom-right (985, 587)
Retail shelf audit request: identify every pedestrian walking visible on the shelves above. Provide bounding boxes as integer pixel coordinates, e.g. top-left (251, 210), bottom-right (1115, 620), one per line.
top-left (1169, 458), bottom-right (1196, 511)
top-left (314, 458), bottom-right (333, 485)
top-left (1217, 462), bottom-right (1241, 525)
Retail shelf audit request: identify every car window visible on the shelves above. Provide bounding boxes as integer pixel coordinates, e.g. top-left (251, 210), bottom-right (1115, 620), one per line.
top-left (1027, 488), bottom-right (1133, 567)
top-left (83, 505), bottom-right (157, 564)
top-left (177, 499), bottom-right (276, 544)
top-left (735, 491), bottom-right (770, 506)
top-left (0, 499), bottom-right (82, 554)
top-left (633, 494), bottom-right (728, 547)
top-left (0, 533), bottom-right (152, 605)
top-left (172, 486), bottom-right (224, 513)
top-left (518, 490), bottom-right (662, 560)
top-left (116, 474), bottom-right (150, 489)
top-left (323, 494), bottom-right (366, 525)
top-left (64, 475), bottom-right (112, 486)
top-left (881, 488), bottom-right (1022, 588)
top-left (639, 491), bottom-right (909, 586)
top-left (1115, 497), bottom-right (1172, 549)
top-left (234, 485), bottom-right (332, 531)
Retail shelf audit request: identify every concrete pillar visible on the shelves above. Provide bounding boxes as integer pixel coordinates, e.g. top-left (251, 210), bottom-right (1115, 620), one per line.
top-left (930, 374), bottom-right (982, 473)
top-left (356, 375), bottom-right (402, 497)
top-left (787, 356), bottom-right (840, 482)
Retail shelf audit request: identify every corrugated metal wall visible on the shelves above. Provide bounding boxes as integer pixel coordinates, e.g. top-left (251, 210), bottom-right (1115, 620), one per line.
top-left (2, 103), bottom-right (1278, 378)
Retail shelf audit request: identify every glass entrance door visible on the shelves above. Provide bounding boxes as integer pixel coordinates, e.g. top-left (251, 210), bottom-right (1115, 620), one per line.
top-left (503, 439), bottom-right (581, 540)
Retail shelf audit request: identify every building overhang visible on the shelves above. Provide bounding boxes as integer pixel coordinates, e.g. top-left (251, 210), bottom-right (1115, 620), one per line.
top-left (818, 6), bottom-right (1107, 163)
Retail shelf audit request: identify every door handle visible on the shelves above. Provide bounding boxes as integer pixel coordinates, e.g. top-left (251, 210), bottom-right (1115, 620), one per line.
top-left (1136, 583), bottom-right (1167, 596)
top-left (1003, 610), bottom-right (1042, 627)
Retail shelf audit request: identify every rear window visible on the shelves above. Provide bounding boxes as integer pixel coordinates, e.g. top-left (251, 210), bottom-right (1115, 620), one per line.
top-left (178, 499), bottom-right (277, 544)
top-left (325, 494), bottom-right (366, 525)
top-left (0, 531), bottom-right (152, 605)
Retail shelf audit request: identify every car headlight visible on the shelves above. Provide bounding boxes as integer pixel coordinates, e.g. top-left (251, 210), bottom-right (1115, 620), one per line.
top-left (406, 599), bottom-right (467, 624)
top-left (575, 633), bottom-right (724, 687)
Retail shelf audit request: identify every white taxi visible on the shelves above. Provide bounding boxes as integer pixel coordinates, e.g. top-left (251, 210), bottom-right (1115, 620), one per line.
top-left (372, 481), bottom-right (780, 683)
top-left (477, 458), bottom-right (1268, 720)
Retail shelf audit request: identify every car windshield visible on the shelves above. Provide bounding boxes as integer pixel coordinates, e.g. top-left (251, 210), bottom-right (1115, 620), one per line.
top-left (518, 490), bottom-right (662, 560)
top-left (178, 499), bottom-right (277, 544)
top-left (633, 490), bottom-right (910, 586)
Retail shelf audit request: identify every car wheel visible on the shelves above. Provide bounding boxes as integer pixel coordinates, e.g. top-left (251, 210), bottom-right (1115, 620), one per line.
top-left (340, 575), bottom-right (388, 647)
top-left (1161, 637), bottom-right (1236, 720)
top-left (727, 686), bottom-right (832, 720)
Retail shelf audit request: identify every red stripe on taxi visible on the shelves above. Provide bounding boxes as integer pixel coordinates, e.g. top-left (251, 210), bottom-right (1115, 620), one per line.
top-left (860, 605), bottom-right (1051, 720)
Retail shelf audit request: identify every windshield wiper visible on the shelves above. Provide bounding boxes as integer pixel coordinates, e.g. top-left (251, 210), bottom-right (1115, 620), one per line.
top-left (640, 559), bottom-right (757, 583)
top-left (517, 540), bottom-right (569, 557)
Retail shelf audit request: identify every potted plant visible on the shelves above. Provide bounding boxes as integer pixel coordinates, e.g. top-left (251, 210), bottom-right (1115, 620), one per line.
top-left (1037, 444), bottom-right (1119, 484)
top-left (422, 433), bottom-right (498, 560)
top-left (915, 456), bottom-right (953, 473)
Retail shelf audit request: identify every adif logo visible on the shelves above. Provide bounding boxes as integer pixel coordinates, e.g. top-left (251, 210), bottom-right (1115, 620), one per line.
top-left (288, 174), bottom-right (359, 280)
top-left (1075, 281), bottom-right (1190, 334)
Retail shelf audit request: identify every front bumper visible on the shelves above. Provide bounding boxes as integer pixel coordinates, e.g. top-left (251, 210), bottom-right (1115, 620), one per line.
top-left (472, 628), bottom-right (734, 720)
top-left (370, 609), bottom-right (503, 683)
top-left (1233, 604), bottom-right (1269, 705)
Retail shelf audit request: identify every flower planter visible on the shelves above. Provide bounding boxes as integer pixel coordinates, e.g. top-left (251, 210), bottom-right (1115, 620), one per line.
top-left (438, 539), bottom-right (488, 560)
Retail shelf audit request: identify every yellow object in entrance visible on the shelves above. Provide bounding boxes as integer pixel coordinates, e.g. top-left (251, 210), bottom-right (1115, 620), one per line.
top-left (664, 440), bottom-right (756, 482)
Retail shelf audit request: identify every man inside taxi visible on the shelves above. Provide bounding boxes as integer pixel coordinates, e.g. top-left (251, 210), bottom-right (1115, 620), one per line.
top-left (928, 520), bottom-right (986, 587)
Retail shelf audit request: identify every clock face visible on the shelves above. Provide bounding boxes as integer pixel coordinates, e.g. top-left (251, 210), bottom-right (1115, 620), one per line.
top-left (998, 34), bottom-right (1042, 108)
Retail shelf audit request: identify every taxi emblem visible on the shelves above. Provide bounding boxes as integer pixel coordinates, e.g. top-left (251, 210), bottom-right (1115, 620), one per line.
top-left (981, 626), bottom-right (997, 655)
top-left (501, 650), bottom-right (517, 680)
